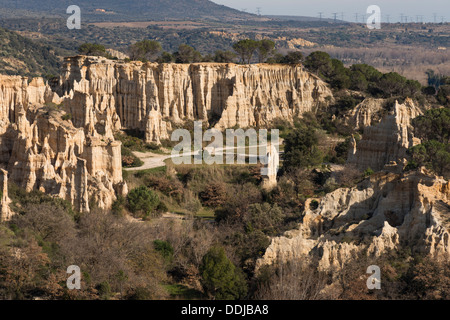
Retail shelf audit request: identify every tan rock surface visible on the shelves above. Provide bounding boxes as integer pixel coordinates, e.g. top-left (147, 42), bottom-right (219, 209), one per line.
top-left (56, 56), bottom-right (332, 143)
top-left (347, 98), bottom-right (423, 172)
top-left (0, 57), bottom-right (333, 217)
top-left (0, 73), bottom-right (126, 217)
top-left (257, 169), bottom-right (450, 271)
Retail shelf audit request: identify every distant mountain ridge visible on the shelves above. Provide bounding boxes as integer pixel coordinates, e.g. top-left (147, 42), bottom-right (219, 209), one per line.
top-left (0, 0), bottom-right (256, 22)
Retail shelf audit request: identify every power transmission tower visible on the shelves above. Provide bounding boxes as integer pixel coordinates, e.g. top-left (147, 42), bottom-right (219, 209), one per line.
top-left (332, 12), bottom-right (338, 23)
top-left (433, 13), bottom-right (437, 23)
top-left (340, 12), bottom-right (344, 22)
top-left (386, 14), bottom-right (390, 23)
top-left (354, 13), bottom-right (359, 23)
top-left (318, 12), bottom-right (323, 20)
top-left (256, 7), bottom-right (262, 16)
top-left (400, 13), bottom-right (404, 23)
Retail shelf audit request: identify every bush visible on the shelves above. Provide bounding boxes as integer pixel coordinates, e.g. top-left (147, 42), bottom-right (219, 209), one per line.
top-left (213, 50), bottom-right (236, 63)
top-left (174, 44), bottom-right (202, 63)
top-left (121, 146), bottom-right (143, 168)
top-left (199, 183), bottom-right (227, 207)
top-left (96, 281), bottom-right (112, 300)
top-left (200, 246), bottom-right (247, 300)
top-left (127, 186), bottom-right (160, 218)
top-left (364, 167), bottom-right (374, 177)
top-left (111, 196), bottom-right (126, 216)
top-left (153, 240), bottom-right (174, 264)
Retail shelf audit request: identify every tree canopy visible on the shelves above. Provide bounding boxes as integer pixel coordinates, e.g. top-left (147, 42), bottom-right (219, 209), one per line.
top-left (78, 43), bottom-right (107, 57)
top-left (129, 40), bottom-right (162, 62)
top-left (200, 246), bottom-right (247, 300)
top-left (233, 39), bottom-right (259, 64)
top-left (283, 126), bottom-right (323, 170)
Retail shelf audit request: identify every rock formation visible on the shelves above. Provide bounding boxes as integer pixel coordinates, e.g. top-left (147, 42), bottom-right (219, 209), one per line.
top-left (347, 98), bottom-right (422, 172)
top-left (261, 143), bottom-right (279, 190)
top-left (0, 56), bottom-right (334, 219)
top-left (0, 169), bottom-right (12, 221)
top-left (55, 56), bottom-right (332, 144)
top-left (257, 168), bottom-right (450, 271)
top-left (0, 73), bottom-right (127, 218)
top-left (344, 97), bottom-right (386, 130)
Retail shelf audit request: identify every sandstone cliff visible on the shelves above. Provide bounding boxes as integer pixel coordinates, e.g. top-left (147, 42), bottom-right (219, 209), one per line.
top-left (257, 168), bottom-right (450, 271)
top-left (344, 97), bottom-right (386, 130)
top-left (0, 56), bottom-right (333, 218)
top-left (0, 74), bottom-right (127, 216)
top-left (347, 98), bottom-right (422, 172)
top-left (55, 56), bottom-right (332, 143)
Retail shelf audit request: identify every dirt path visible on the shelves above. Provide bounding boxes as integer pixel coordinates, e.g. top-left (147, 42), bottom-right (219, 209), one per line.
top-left (124, 142), bottom-right (282, 172)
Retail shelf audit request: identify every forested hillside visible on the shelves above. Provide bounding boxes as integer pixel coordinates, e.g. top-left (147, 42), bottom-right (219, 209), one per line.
top-left (0, 28), bottom-right (61, 78)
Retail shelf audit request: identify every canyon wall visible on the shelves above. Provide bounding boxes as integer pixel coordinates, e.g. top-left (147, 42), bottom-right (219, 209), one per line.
top-left (55, 56), bottom-right (333, 143)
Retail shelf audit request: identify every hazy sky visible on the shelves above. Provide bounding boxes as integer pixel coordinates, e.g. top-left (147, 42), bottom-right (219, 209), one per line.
top-left (213, 0), bottom-right (449, 22)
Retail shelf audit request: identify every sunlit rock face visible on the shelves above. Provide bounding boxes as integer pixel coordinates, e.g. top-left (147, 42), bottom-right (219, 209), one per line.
top-left (257, 169), bottom-right (450, 271)
top-left (347, 98), bottom-right (423, 172)
top-left (0, 73), bottom-right (126, 216)
top-left (56, 56), bottom-right (332, 143)
top-left (0, 56), bottom-right (333, 218)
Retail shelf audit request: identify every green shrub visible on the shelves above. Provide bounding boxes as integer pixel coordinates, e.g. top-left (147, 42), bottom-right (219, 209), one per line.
top-left (153, 240), bottom-right (174, 263)
top-left (96, 281), bottom-right (112, 300)
top-left (364, 167), bottom-right (374, 177)
top-left (127, 186), bottom-right (160, 218)
top-left (200, 246), bottom-right (247, 300)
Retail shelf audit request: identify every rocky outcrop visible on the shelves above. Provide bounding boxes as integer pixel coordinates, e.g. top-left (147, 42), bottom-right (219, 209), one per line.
top-left (261, 143), bottom-right (279, 190)
top-left (0, 56), bottom-right (332, 218)
top-left (0, 169), bottom-right (12, 221)
top-left (257, 168), bottom-right (450, 271)
top-left (344, 98), bottom-right (386, 130)
top-left (55, 56), bottom-right (332, 143)
top-left (0, 74), bottom-right (127, 217)
top-left (347, 98), bottom-right (422, 172)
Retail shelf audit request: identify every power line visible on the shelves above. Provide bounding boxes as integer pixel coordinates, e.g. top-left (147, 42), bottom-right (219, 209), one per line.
top-left (332, 12), bottom-right (338, 23)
